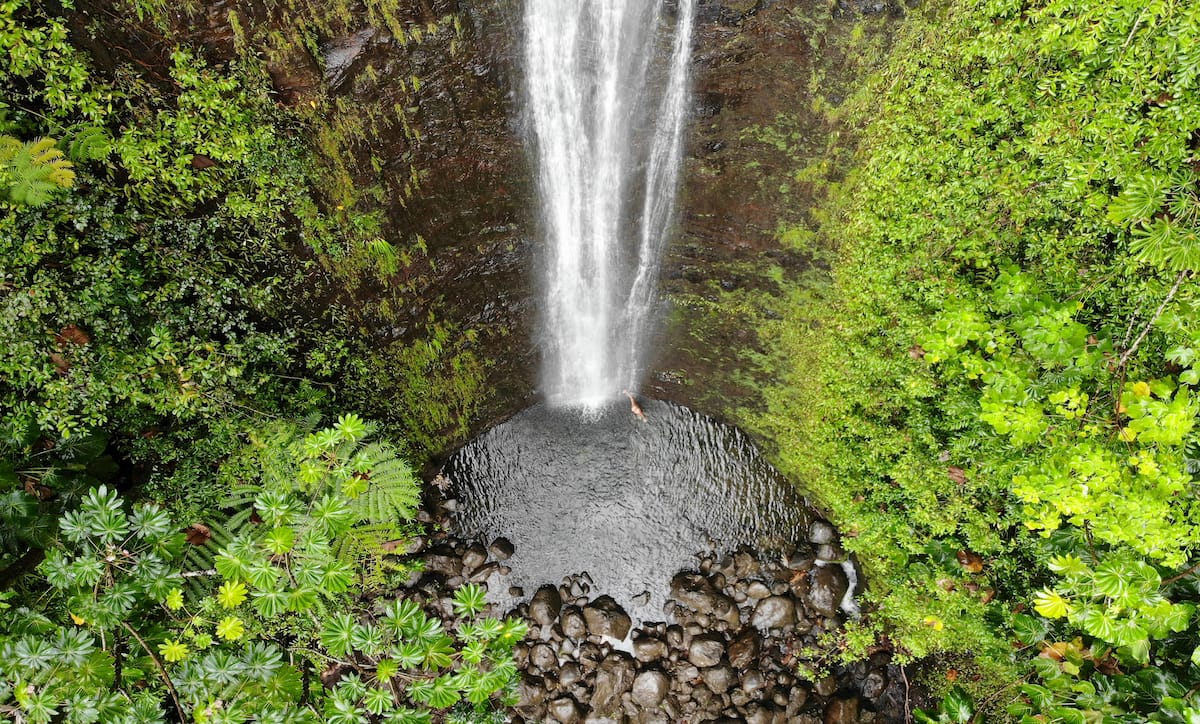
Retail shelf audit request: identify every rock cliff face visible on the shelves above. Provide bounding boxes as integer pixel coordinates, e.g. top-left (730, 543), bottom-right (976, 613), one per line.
top-left (71, 0), bottom-right (898, 447)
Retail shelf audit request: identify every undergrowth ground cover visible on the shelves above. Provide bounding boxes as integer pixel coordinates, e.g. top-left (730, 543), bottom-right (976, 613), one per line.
top-left (751, 0), bottom-right (1200, 717)
top-left (1, 0), bottom-right (515, 720)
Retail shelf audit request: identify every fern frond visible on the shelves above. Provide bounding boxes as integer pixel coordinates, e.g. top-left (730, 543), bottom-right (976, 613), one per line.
top-left (67, 126), bottom-right (112, 162)
top-left (1, 135), bottom-right (75, 205)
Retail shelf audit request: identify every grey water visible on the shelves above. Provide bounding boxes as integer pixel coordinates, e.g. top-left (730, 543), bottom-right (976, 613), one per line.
top-left (526, 0), bottom-right (696, 407)
top-left (446, 400), bottom-right (812, 621)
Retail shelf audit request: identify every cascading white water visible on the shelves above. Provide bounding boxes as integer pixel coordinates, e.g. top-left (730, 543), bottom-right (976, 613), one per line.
top-left (525, 0), bottom-right (696, 408)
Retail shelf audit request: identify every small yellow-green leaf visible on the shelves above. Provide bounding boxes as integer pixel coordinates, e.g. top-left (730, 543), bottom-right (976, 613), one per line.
top-left (218, 580), bottom-right (248, 609)
top-left (216, 616), bottom-right (245, 641)
top-left (158, 639), bottom-right (189, 663)
top-left (1033, 589), bottom-right (1072, 619)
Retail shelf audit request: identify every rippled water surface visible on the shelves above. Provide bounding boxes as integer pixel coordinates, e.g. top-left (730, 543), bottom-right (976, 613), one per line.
top-left (445, 399), bottom-right (813, 621)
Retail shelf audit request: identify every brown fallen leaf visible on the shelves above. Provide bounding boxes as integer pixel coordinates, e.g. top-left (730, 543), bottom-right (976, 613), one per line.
top-left (957, 549), bottom-right (984, 573)
top-left (23, 478), bottom-right (54, 501)
top-left (380, 539), bottom-right (406, 553)
top-left (184, 523), bottom-right (212, 546)
top-left (50, 353), bottom-right (70, 374)
top-left (947, 466), bottom-right (967, 485)
top-left (909, 344), bottom-right (926, 359)
top-left (55, 324), bottom-right (90, 347)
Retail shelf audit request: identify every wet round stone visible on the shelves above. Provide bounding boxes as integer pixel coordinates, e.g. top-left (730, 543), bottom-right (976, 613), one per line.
top-left (701, 665), bottom-right (736, 694)
top-left (559, 661), bottom-right (583, 689)
top-left (751, 597), bottom-right (796, 629)
top-left (687, 634), bottom-right (725, 667)
top-left (741, 668), bottom-right (766, 694)
top-left (806, 565), bottom-right (849, 618)
top-left (489, 536), bottom-right (515, 560)
top-left (561, 606), bottom-right (588, 640)
top-left (633, 635), bottom-right (669, 663)
top-left (670, 572), bottom-right (723, 613)
top-left (808, 519), bottom-right (837, 545)
top-left (746, 581), bottom-right (772, 600)
top-left (547, 696), bottom-right (583, 724)
top-left (530, 584), bottom-right (563, 627)
top-left (530, 643), bottom-right (558, 672)
top-left (727, 629), bottom-right (761, 669)
top-left (584, 596), bottom-right (633, 639)
top-left (631, 669), bottom-right (670, 707)
top-left (462, 542), bottom-right (488, 570)
top-left (518, 674), bottom-right (546, 709)
top-left (590, 653), bottom-right (636, 713)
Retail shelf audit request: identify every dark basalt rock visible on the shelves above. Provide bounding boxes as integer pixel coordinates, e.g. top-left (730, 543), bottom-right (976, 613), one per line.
top-left (530, 584), bottom-right (563, 627)
top-left (751, 596), bottom-right (796, 629)
top-left (583, 596), bottom-right (633, 640)
top-left (727, 628), bottom-right (761, 669)
top-left (807, 565), bottom-right (850, 618)
top-left (590, 653), bottom-right (636, 714)
top-left (547, 696), bottom-right (583, 724)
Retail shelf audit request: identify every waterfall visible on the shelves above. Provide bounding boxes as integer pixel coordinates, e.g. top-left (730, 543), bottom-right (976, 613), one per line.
top-left (524, 0), bottom-right (696, 408)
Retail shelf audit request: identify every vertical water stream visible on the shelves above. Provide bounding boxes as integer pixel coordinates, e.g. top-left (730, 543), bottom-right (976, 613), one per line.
top-left (525, 0), bottom-right (696, 407)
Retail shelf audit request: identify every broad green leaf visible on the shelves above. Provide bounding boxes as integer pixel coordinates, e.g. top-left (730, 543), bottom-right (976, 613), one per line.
top-left (1033, 589), bottom-right (1072, 619)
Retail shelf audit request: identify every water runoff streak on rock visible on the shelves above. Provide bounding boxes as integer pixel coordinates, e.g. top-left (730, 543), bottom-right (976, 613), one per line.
top-left (524, 0), bottom-right (696, 408)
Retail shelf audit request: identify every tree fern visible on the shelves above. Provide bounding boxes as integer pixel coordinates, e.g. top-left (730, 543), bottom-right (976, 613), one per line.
top-left (0, 135), bottom-right (75, 205)
top-left (348, 441), bottom-right (421, 522)
top-left (66, 125), bottom-right (112, 162)
top-left (203, 416), bottom-right (423, 586)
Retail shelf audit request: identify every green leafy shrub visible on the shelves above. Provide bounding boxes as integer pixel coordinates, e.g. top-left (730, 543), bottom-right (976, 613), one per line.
top-left (1, 419), bottom-right (523, 723)
top-left (749, 0), bottom-right (1200, 707)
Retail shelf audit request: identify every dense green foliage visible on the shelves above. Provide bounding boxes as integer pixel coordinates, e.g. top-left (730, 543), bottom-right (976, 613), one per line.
top-left (1, 1), bottom-right (513, 721)
top-left (1, 418), bottom-right (522, 723)
top-left (754, 0), bottom-right (1200, 715)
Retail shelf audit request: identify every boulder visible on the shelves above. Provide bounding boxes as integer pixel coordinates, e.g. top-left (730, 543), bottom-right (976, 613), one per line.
top-left (746, 581), bottom-right (772, 600)
top-left (727, 629), bottom-right (761, 669)
top-left (687, 634), bottom-right (725, 668)
top-left (806, 566), bottom-right (849, 618)
top-left (547, 696), bottom-right (583, 723)
top-left (670, 572), bottom-right (722, 613)
top-left (808, 519), bottom-right (837, 545)
top-left (461, 542), bottom-right (488, 571)
top-left (517, 674), bottom-right (546, 710)
top-left (740, 668), bottom-right (765, 694)
top-left (530, 585), bottom-right (563, 627)
top-left (489, 537), bottom-right (515, 560)
top-left (583, 596), bottom-right (632, 640)
top-left (560, 605), bottom-right (588, 640)
top-left (701, 665), bottom-right (736, 694)
top-left (751, 596), bottom-right (796, 629)
top-left (633, 635), bottom-right (669, 663)
top-left (590, 653), bottom-right (636, 714)
top-left (530, 643), bottom-right (557, 672)
top-left (631, 669), bottom-right (670, 707)
top-left (559, 661), bottom-right (582, 688)
top-left (823, 696), bottom-right (860, 724)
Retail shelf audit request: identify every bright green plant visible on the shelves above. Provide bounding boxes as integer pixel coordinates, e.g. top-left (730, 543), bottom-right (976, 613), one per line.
top-left (0, 135), bottom-right (74, 205)
top-left (1, 419), bottom-right (524, 724)
top-left (748, 0), bottom-right (1200, 708)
